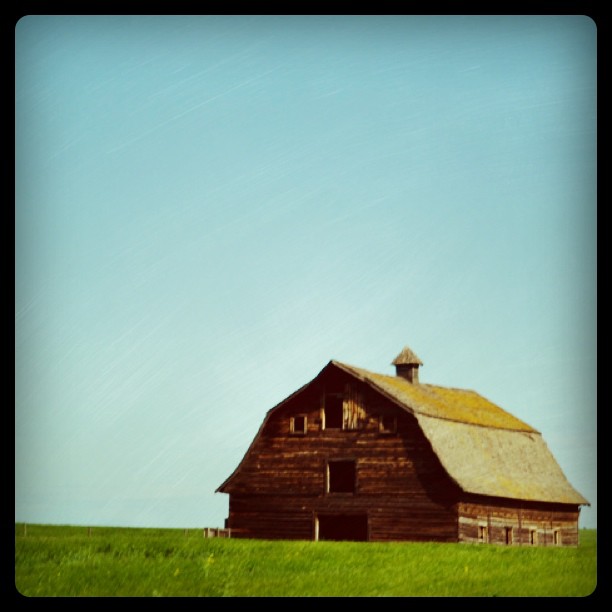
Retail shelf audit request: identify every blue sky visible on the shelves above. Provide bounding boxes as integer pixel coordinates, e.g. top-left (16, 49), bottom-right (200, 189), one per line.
top-left (15, 15), bottom-right (596, 529)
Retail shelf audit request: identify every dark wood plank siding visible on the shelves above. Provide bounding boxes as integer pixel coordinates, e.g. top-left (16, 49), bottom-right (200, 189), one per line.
top-left (224, 368), bottom-right (460, 541)
top-left (458, 498), bottom-right (581, 547)
top-left (228, 494), bottom-right (458, 542)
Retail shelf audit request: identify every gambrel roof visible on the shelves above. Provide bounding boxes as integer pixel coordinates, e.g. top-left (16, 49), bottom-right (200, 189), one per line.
top-left (218, 359), bottom-right (589, 506)
top-left (334, 361), bottom-right (589, 505)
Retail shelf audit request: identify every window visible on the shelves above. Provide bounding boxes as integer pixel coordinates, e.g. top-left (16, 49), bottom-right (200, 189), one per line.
top-left (379, 415), bottom-right (397, 434)
top-left (290, 415), bottom-right (307, 435)
top-left (327, 460), bottom-right (356, 493)
top-left (504, 526), bottom-right (513, 545)
top-left (553, 529), bottom-right (561, 546)
top-left (529, 529), bottom-right (538, 545)
top-left (478, 525), bottom-right (488, 543)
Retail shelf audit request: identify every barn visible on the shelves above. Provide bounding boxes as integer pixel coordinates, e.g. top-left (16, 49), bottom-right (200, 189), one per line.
top-left (216, 346), bottom-right (589, 545)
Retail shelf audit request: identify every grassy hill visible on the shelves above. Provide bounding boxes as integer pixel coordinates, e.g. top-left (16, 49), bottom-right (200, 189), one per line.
top-left (15, 523), bottom-right (597, 597)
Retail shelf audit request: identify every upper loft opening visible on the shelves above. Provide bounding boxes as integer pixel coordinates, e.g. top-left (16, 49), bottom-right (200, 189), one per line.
top-left (325, 394), bottom-right (344, 428)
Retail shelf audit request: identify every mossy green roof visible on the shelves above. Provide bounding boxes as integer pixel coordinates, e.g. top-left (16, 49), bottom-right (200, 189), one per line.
top-left (336, 362), bottom-right (536, 432)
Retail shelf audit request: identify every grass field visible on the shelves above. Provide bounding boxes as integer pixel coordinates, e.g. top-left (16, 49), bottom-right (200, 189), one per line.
top-left (15, 523), bottom-right (597, 597)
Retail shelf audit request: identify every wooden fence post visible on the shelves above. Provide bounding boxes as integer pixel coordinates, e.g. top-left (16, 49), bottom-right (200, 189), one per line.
top-left (202, 527), bottom-right (232, 538)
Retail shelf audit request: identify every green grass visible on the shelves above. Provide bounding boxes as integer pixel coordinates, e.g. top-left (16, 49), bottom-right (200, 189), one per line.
top-left (15, 524), bottom-right (597, 597)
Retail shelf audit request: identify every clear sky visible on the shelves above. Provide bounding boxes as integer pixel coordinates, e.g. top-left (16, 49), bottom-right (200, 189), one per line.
top-left (15, 15), bottom-right (597, 529)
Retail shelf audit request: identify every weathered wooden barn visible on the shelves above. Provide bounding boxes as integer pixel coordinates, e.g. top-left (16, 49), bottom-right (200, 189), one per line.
top-left (216, 347), bottom-right (588, 545)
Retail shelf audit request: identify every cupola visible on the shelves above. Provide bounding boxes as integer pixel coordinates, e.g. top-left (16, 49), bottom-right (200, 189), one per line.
top-left (391, 346), bottom-right (423, 383)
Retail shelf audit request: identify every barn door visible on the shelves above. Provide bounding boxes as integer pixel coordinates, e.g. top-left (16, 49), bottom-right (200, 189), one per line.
top-left (316, 514), bottom-right (368, 541)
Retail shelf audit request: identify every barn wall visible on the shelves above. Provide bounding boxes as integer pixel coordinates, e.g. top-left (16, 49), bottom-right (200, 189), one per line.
top-left (228, 494), bottom-right (458, 542)
top-left (458, 499), bottom-right (581, 547)
top-left (223, 367), bottom-right (460, 541)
